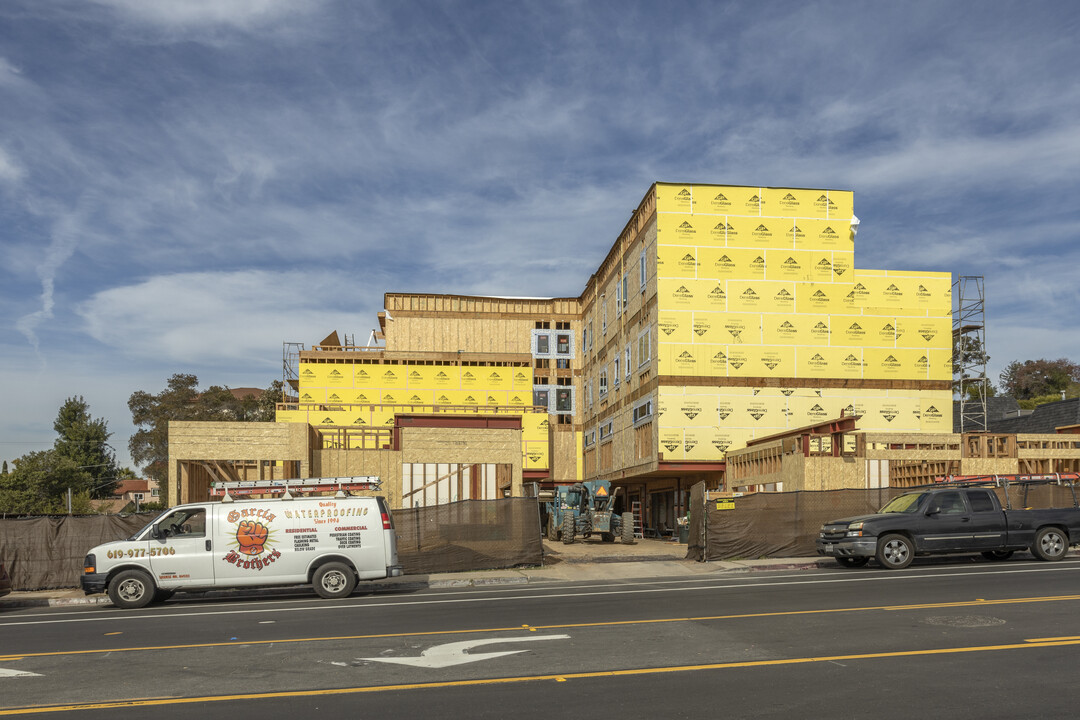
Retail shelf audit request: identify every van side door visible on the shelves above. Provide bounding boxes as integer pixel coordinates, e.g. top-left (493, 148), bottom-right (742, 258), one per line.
top-left (150, 506), bottom-right (215, 588)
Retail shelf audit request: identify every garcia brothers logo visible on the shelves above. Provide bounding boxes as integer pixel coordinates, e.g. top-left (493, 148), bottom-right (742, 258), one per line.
top-left (223, 507), bottom-right (281, 572)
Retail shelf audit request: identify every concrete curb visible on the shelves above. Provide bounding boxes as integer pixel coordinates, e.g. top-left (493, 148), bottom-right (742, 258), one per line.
top-left (0, 558), bottom-right (826, 609)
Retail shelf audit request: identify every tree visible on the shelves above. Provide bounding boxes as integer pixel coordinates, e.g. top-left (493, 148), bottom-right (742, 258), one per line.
top-left (952, 334), bottom-right (996, 400)
top-left (0, 451), bottom-right (95, 514)
top-left (129, 375), bottom-right (281, 506)
top-left (999, 358), bottom-right (1080, 400)
top-left (53, 396), bottom-right (120, 498)
top-left (0, 397), bottom-right (122, 514)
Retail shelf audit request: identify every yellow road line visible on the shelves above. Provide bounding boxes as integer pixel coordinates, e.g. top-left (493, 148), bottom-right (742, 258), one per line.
top-left (4, 637), bottom-right (1080, 715)
top-left (3, 593), bottom-right (1079, 663)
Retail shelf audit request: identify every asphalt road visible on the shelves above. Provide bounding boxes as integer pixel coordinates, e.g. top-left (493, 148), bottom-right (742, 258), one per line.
top-left (3, 558), bottom-right (1080, 718)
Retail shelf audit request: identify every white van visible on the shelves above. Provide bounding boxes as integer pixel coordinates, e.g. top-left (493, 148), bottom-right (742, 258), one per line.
top-left (82, 495), bottom-right (403, 608)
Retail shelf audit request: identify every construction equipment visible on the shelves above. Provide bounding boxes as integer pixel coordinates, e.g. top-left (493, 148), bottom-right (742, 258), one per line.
top-left (546, 481), bottom-right (634, 544)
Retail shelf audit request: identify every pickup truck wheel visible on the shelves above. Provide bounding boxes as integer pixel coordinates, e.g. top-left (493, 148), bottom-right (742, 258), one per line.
top-left (876, 534), bottom-right (914, 569)
top-left (1032, 527), bottom-right (1068, 561)
top-left (836, 557), bottom-right (870, 568)
top-left (980, 550), bottom-right (1014, 561)
top-left (108, 569), bottom-right (156, 609)
top-left (313, 562), bottom-right (357, 599)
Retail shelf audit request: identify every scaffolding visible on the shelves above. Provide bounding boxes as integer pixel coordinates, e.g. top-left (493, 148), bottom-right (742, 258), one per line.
top-left (953, 275), bottom-right (989, 432)
top-left (282, 342), bottom-right (304, 402)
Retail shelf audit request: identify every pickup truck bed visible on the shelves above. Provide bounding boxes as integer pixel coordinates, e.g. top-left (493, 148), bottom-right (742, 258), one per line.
top-left (816, 485), bottom-right (1080, 569)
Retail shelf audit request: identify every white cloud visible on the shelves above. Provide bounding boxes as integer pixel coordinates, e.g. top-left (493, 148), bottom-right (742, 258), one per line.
top-left (87, 0), bottom-right (319, 29)
top-left (77, 270), bottom-right (380, 366)
top-left (0, 145), bottom-right (24, 184)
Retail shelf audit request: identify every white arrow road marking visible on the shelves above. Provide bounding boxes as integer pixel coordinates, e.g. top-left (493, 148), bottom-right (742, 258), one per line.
top-left (0, 667), bottom-right (43, 678)
top-left (361, 634), bottom-right (570, 669)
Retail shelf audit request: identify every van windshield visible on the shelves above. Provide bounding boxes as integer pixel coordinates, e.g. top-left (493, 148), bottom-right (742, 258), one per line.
top-left (878, 493), bottom-right (927, 514)
top-left (129, 510), bottom-right (169, 540)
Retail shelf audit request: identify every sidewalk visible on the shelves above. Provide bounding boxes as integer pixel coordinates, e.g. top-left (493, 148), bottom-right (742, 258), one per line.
top-left (0, 538), bottom-right (829, 609)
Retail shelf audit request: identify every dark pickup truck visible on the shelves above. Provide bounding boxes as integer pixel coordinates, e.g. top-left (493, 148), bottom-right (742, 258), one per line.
top-left (816, 483), bottom-right (1080, 569)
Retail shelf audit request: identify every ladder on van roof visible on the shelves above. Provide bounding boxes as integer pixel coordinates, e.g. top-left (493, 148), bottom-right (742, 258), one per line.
top-left (209, 476), bottom-right (382, 498)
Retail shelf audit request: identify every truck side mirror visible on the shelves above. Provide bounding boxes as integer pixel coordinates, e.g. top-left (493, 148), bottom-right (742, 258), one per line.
top-left (927, 506), bottom-right (941, 516)
top-left (151, 523), bottom-right (164, 539)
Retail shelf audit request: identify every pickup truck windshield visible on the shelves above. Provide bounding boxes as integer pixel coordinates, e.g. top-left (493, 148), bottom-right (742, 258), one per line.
top-left (878, 493), bottom-right (927, 514)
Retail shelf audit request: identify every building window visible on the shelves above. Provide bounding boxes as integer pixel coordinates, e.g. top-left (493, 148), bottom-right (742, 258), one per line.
top-left (599, 368), bottom-right (608, 397)
top-left (613, 355), bottom-right (621, 387)
top-left (616, 280), bottom-right (622, 317)
top-left (535, 321), bottom-right (550, 329)
top-left (555, 387), bottom-right (574, 414)
top-left (637, 328), bottom-right (651, 367)
top-left (583, 429), bottom-right (595, 448)
top-left (535, 333), bottom-right (550, 355)
top-left (633, 397), bottom-right (653, 426)
top-left (640, 248), bottom-right (647, 289)
top-left (622, 273), bottom-right (629, 309)
top-left (533, 387), bottom-right (551, 410)
top-left (556, 321), bottom-right (570, 330)
top-left (556, 358), bottom-right (570, 369)
top-left (556, 333), bottom-right (571, 355)
top-left (588, 322), bottom-right (594, 349)
top-left (599, 420), bottom-right (613, 442)
top-left (625, 345), bottom-right (632, 381)
top-left (601, 295), bottom-right (607, 335)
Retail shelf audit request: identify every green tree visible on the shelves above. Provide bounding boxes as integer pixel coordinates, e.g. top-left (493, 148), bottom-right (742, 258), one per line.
top-left (952, 334), bottom-right (996, 400)
top-left (129, 375), bottom-right (281, 505)
top-left (53, 396), bottom-right (120, 498)
top-left (0, 397), bottom-right (122, 514)
top-left (0, 451), bottom-right (99, 514)
top-left (999, 358), bottom-right (1080, 400)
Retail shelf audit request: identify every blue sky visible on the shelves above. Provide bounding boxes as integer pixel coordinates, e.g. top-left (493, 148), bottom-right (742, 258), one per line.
top-left (3, 0), bottom-right (1080, 471)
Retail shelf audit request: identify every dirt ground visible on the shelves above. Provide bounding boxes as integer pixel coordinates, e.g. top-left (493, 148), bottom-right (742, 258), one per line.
top-left (541, 536), bottom-right (689, 563)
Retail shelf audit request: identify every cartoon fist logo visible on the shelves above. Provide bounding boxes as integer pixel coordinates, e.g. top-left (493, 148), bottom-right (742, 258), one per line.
top-left (236, 521), bottom-right (269, 555)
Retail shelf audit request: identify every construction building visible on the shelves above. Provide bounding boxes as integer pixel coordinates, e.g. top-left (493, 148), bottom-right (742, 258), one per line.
top-left (165, 182), bottom-right (957, 533)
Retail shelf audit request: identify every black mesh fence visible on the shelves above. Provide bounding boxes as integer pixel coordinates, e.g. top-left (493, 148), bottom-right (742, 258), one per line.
top-left (395, 498), bottom-right (542, 574)
top-left (0, 499), bottom-right (542, 590)
top-left (700, 488), bottom-right (903, 561)
top-left (0, 514), bottom-right (153, 590)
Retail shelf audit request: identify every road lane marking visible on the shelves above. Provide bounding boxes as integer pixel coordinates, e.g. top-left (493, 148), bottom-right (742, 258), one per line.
top-left (6, 562), bottom-right (1080, 627)
top-left (3, 636), bottom-right (1080, 714)
top-left (3, 593), bottom-right (1080, 663)
top-left (0, 669), bottom-right (42, 679)
top-left (360, 634), bottom-right (571, 668)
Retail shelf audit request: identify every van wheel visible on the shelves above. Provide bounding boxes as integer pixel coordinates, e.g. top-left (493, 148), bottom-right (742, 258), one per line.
top-left (108, 569), bottom-right (156, 609)
top-left (313, 562), bottom-right (357, 599)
